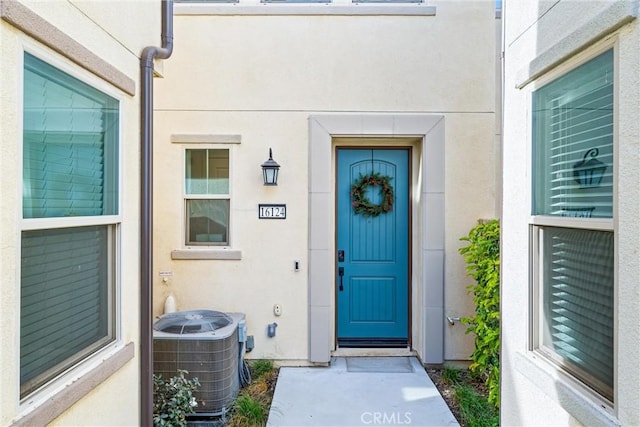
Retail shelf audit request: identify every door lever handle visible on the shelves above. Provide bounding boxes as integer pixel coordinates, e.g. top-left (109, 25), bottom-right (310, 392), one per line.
top-left (338, 267), bottom-right (344, 291)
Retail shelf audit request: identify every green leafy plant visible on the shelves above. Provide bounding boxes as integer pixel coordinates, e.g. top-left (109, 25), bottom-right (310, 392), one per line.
top-left (153, 370), bottom-right (201, 427)
top-left (459, 219), bottom-right (500, 408)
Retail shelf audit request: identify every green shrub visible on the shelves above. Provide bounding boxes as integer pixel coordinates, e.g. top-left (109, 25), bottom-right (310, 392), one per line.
top-left (153, 370), bottom-right (201, 427)
top-left (459, 219), bottom-right (500, 408)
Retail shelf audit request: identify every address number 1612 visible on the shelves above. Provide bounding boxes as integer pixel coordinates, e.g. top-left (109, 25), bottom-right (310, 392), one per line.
top-left (258, 204), bottom-right (286, 219)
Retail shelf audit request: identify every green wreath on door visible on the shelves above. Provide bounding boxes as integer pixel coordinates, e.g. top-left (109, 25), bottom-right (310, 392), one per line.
top-left (350, 172), bottom-right (394, 217)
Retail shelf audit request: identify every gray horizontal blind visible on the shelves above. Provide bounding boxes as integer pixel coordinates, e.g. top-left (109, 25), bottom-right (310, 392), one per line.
top-left (23, 53), bottom-right (118, 219)
top-left (543, 226), bottom-right (613, 398)
top-left (20, 226), bottom-right (111, 397)
top-left (534, 49), bottom-right (613, 218)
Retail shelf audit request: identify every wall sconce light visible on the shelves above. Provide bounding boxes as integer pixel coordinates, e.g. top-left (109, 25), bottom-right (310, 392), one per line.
top-left (261, 148), bottom-right (280, 186)
top-left (573, 148), bottom-right (607, 188)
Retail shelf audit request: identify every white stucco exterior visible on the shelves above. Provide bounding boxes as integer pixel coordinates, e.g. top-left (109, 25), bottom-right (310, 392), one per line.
top-left (501, 1), bottom-right (640, 425)
top-left (0, 1), bottom-right (161, 425)
top-left (154, 0), bottom-right (499, 365)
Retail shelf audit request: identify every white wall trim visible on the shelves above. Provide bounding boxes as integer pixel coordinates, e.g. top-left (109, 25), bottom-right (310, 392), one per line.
top-left (171, 134), bottom-right (242, 144)
top-left (12, 343), bottom-right (135, 427)
top-left (171, 249), bottom-right (242, 260)
top-left (175, 3), bottom-right (436, 16)
top-left (307, 113), bottom-right (445, 364)
top-left (514, 352), bottom-right (620, 427)
top-left (0, 1), bottom-right (135, 95)
top-left (515, 0), bottom-right (636, 89)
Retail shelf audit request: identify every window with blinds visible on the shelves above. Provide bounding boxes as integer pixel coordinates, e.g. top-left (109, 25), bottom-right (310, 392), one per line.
top-left (23, 54), bottom-right (118, 219)
top-left (531, 48), bottom-right (614, 401)
top-left (533, 49), bottom-right (613, 218)
top-left (20, 53), bottom-right (118, 398)
top-left (185, 149), bottom-right (230, 246)
top-left (20, 226), bottom-right (114, 397)
top-left (540, 227), bottom-right (614, 400)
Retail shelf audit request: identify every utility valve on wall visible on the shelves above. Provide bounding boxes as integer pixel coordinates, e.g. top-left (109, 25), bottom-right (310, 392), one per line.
top-left (159, 270), bottom-right (172, 284)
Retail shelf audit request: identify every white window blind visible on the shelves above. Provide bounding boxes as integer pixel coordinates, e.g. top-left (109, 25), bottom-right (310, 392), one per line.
top-left (23, 53), bottom-right (118, 219)
top-left (541, 226), bottom-right (614, 399)
top-left (21, 53), bottom-right (118, 398)
top-left (533, 49), bottom-right (613, 218)
top-left (20, 226), bottom-right (113, 397)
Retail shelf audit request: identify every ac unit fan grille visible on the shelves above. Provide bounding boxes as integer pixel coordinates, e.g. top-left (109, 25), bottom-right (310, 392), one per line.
top-left (154, 325), bottom-right (240, 414)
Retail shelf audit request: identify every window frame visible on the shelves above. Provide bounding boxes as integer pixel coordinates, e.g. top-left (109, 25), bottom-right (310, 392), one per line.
top-left (183, 147), bottom-right (232, 248)
top-left (528, 43), bottom-right (617, 405)
top-left (19, 45), bottom-right (123, 401)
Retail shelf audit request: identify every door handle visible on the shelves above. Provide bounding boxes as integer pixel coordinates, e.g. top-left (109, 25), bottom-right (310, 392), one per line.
top-left (338, 267), bottom-right (344, 291)
top-left (337, 250), bottom-right (345, 263)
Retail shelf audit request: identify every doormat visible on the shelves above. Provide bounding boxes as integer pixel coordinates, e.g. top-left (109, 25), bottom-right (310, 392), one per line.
top-left (346, 357), bottom-right (413, 373)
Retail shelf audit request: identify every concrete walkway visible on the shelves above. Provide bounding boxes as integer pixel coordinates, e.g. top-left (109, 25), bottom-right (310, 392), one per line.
top-left (267, 357), bottom-right (459, 427)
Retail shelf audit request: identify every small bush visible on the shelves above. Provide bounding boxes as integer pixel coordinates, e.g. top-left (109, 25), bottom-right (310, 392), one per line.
top-left (153, 370), bottom-right (201, 427)
top-left (459, 219), bottom-right (500, 408)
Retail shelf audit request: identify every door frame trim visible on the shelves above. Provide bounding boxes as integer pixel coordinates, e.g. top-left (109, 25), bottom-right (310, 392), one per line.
top-left (334, 145), bottom-right (412, 348)
top-left (308, 114), bottom-right (445, 364)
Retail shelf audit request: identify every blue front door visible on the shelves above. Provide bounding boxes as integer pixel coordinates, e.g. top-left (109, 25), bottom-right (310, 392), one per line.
top-left (336, 148), bottom-right (409, 347)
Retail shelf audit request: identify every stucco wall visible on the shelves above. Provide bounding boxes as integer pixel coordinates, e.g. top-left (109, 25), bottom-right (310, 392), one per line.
top-left (0, 1), bottom-right (160, 425)
top-left (153, 0), bottom-right (498, 363)
top-left (501, 0), bottom-right (640, 425)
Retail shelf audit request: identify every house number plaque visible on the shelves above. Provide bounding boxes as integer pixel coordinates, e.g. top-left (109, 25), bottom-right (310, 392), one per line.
top-left (259, 204), bottom-right (286, 219)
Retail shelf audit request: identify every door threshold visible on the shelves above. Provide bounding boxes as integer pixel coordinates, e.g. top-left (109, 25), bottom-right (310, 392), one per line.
top-left (332, 348), bottom-right (416, 357)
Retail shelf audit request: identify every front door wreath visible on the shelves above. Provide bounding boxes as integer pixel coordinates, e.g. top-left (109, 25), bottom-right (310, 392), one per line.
top-left (350, 172), bottom-right (394, 217)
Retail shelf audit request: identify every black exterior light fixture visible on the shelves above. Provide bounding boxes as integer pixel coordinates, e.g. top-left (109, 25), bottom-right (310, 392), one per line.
top-left (573, 148), bottom-right (607, 188)
top-left (261, 148), bottom-right (280, 186)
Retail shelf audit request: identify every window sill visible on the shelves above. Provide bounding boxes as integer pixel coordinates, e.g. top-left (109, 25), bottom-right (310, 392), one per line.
top-left (14, 342), bottom-right (134, 427)
top-left (175, 3), bottom-right (436, 16)
top-left (514, 351), bottom-right (618, 426)
top-left (171, 248), bottom-right (242, 260)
